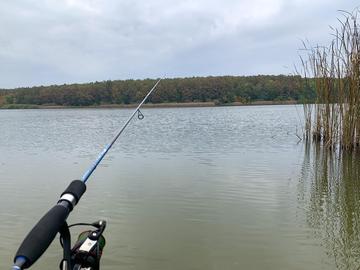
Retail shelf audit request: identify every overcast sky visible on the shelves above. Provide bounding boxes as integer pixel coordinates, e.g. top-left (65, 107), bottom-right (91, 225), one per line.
top-left (0, 0), bottom-right (359, 88)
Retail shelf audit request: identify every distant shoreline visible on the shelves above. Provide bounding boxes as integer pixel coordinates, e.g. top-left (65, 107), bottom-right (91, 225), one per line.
top-left (0, 100), bottom-right (298, 109)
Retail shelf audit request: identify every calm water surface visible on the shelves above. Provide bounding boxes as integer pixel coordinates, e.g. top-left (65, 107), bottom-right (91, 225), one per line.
top-left (0, 105), bottom-right (359, 269)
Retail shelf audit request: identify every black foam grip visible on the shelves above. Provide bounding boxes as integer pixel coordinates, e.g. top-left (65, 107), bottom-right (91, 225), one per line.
top-left (61, 180), bottom-right (86, 203)
top-left (14, 204), bottom-right (70, 268)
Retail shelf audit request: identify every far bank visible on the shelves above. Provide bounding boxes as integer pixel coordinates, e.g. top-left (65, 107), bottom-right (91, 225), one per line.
top-left (0, 100), bottom-right (298, 109)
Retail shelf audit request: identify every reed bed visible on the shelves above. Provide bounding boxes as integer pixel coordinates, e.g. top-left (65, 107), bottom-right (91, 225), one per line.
top-left (301, 10), bottom-right (360, 151)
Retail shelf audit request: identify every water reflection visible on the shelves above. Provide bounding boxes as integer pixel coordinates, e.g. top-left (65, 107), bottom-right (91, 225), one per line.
top-left (0, 106), bottom-right (335, 270)
top-left (299, 143), bottom-right (360, 269)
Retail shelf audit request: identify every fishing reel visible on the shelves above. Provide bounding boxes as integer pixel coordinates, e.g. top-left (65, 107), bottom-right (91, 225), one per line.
top-left (60, 220), bottom-right (106, 270)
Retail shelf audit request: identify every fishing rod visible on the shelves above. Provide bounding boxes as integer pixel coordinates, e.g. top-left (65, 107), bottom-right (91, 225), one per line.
top-left (11, 79), bottom-right (161, 270)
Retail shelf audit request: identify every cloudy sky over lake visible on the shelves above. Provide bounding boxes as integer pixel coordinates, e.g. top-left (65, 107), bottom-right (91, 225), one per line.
top-left (0, 0), bottom-right (359, 88)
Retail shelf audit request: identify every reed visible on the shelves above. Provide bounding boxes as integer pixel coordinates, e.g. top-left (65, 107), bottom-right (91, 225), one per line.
top-left (301, 10), bottom-right (360, 151)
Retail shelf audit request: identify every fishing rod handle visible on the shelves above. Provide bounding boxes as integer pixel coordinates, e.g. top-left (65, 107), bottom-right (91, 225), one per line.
top-left (13, 180), bottom-right (86, 269)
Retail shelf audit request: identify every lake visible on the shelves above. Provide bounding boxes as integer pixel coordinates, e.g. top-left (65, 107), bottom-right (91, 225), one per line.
top-left (1, 105), bottom-right (360, 270)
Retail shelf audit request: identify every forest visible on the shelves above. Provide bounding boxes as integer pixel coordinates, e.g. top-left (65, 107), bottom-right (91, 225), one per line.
top-left (0, 75), bottom-right (315, 107)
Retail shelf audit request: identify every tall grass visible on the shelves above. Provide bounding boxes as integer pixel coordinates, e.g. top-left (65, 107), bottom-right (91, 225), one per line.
top-left (301, 10), bottom-right (360, 151)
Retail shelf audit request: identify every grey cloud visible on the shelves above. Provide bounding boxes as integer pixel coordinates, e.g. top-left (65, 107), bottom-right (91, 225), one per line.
top-left (0, 0), bottom-right (359, 88)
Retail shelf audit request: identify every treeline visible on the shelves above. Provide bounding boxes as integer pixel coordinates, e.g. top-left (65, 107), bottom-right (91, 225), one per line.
top-left (0, 75), bottom-right (315, 106)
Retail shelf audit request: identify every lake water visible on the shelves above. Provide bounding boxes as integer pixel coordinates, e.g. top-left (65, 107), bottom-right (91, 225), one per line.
top-left (1, 105), bottom-right (360, 270)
